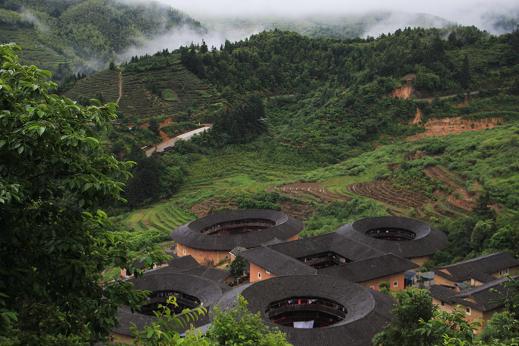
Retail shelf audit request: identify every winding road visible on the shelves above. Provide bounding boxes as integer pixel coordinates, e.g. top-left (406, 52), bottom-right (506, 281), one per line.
top-left (145, 125), bottom-right (212, 157)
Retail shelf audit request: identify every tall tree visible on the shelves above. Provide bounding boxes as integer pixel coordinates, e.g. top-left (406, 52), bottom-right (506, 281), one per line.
top-left (0, 44), bottom-right (143, 344)
top-left (460, 54), bottom-right (471, 91)
top-left (213, 95), bottom-right (266, 144)
top-left (373, 289), bottom-right (475, 346)
top-left (206, 296), bottom-right (291, 346)
top-left (125, 156), bottom-right (162, 207)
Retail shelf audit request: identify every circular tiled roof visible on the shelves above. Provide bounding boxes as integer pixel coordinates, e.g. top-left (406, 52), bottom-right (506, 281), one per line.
top-left (218, 275), bottom-right (393, 346)
top-left (113, 272), bottom-right (224, 336)
top-left (171, 209), bottom-right (304, 251)
top-left (336, 216), bottom-right (448, 259)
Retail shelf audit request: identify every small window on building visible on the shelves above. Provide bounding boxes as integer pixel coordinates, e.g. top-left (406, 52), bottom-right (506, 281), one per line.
top-left (440, 301), bottom-right (445, 306)
top-left (258, 272), bottom-right (262, 279)
top-left (393, 281), bottom-right (398, 288)
top-left (465, 307), bottom-right (471, 315)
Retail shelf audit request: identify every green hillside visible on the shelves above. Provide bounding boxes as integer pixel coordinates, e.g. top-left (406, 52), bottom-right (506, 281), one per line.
top-left (0, 9), bottom-right (73, 75)
top-left (120, 120), bottom-right (519, 261)
top-left (0, 0), bottom-right (202, 76)
top-left (111, 27), bottom-right (519, 267)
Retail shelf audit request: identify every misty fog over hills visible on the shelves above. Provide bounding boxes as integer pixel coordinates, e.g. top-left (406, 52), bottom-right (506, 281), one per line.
top-left (118, 0), bottom-right (519, 62)
top-left (1, 0), bottom-right (518, 71)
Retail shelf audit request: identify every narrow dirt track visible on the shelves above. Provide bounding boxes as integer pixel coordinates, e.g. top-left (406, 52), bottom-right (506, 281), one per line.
top-left (415, 91), bottom-right (480, 103)
top-left (116, 70), bottom-right (123, 105)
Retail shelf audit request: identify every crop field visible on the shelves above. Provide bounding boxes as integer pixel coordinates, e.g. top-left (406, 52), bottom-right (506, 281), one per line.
top-left (64, 57), bottom-right (222, 122)
top-left (121, 202), bottom-right (194, 234)
top-left (64, 70), bottom-right (119, 103)
top-left (0, 26), bottom-right (70, 72)
top-left (117, 116), bottom-right (519, 265)
top-left (122, 121), bottom-right (516, 219)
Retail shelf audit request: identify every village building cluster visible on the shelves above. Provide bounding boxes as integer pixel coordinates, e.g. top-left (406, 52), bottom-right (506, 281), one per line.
top-left (113, 209), bottom-right (519, 346)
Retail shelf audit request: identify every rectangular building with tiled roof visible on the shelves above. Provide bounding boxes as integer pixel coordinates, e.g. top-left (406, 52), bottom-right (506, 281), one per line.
top-left (240, 233), bottom-right (417, 291)
top-left (434, 252), bottom-right (519, 287)
top-left (431, 277), bottom-right (517, 333)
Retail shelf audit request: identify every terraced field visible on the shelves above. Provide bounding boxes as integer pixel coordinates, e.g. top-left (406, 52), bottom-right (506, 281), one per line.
top-left (425, 165), bottom-right (477, 211)
top-left (119, 63), bottom-right (220, 119)
top-left (123, 202), bottom-right (195, 234)
top-left (348, 180), bottom-right (431, 214)
top-left (182, 152), bottom-right (309, 195)
top-left (190, 198), bottom-right (238, 217)
top-left (64, 70), bottom-right (119, 103)
top-left (0, 26), bottom-right (71, 72)
top-left (64, 57), bottom-right (222, 121)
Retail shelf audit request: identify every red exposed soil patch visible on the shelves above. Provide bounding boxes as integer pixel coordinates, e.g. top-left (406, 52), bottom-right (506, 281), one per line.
top-left (425, 166), bottom-right (476, 211)
top-left (392, 85), bottom-right (414, 100)
top-left (408, 117), bottom-right (503, 141)
top-left (348, 180), bottom-right (430, 210)
top-left (159, 130), bottom-right (170, 141)
top-left (274, 182), bottom-right (350, 202)
top-left (411, 108), bottom-right (423, 125)
top-left (392, 74), bottom-right (416, 100)
top-left (279, 200), bottom-right (315, 220)
top-left (190, 199), bottom-right (238, 218)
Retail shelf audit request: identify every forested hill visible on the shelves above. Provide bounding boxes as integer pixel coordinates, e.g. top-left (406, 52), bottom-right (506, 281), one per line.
top-left (64, 26), bottom-right (519, 163)
top-left (181, 26), bottom-right (518, 96)
top-left (0, 0), bottom-right (202, 78)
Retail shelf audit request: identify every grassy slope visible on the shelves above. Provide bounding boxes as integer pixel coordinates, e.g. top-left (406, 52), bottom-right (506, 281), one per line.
top-left (119, 114), bottom-right (518, 253)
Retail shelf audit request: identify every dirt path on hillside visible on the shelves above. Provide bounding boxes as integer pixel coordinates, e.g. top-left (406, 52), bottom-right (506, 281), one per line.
top-left (116, 70), bottom-right (123, 105)
top-left (145, 125), bottom-right (212, 157)
top-left (408, 117), bottom-right (503, 141)
top-left (392, 85), bottom-right (414, 100)
top-left (415, 91), bottom-right (480, 103)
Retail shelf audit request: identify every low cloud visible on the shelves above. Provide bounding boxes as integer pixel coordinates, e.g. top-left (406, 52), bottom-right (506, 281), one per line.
top-left (117, 24), bottom-right (263, 62)
top-left (20, 9), bottom-right (49, 32)
top-left (363, 12), bottom-right (451, 37)
top-left (152, 0), bottom-right (519, 32)
top-left (114, 0), bottom-right (519, 61)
